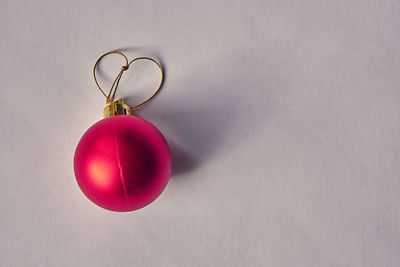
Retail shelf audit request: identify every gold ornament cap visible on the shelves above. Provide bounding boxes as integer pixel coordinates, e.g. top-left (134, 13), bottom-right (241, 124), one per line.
top-left (104, 98), bottom-right (131, 118)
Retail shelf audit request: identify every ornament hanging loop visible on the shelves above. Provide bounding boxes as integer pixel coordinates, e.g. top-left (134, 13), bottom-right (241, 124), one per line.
top-left (93, 50), bottom-right (164, 110)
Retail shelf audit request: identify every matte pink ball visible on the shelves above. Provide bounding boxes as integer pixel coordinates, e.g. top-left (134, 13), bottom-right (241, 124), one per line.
top-left (74, 115), bottom-right (171, 212)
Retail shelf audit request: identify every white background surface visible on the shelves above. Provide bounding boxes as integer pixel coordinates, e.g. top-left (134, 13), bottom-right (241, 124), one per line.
top-left (1, 1), bottom-right (399, 266)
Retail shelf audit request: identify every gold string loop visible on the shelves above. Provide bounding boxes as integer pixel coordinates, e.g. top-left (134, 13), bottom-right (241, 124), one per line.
top-left (93, 51), bottom-right (164, 109)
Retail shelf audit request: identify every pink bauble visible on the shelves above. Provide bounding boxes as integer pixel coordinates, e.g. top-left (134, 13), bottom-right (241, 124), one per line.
top-left (74, 115), bottom-right (171, 212)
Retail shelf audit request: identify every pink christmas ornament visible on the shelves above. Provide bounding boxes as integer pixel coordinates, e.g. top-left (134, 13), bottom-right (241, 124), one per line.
top-left (74, 51), bottom-right (170, 212)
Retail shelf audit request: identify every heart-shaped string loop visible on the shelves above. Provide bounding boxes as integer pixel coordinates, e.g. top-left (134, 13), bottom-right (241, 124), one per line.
top-left (93, 50), bottom-right (164, 109)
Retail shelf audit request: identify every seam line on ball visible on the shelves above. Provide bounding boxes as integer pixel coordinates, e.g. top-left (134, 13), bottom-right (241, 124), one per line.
top-left (112, 130), bottom-right (132, 209)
